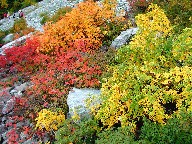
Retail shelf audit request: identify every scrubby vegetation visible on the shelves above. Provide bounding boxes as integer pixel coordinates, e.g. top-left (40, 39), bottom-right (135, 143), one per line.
top-left (0, 0), bottom-right (191, 143)
top-left (0, 0), bottom-right (42, 19)
top-left (40, 6), bottom-right (73, 25)
top-left (0, 18), bottom-right (35, 46)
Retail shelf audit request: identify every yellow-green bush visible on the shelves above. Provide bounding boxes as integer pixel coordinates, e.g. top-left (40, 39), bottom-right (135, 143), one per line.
top-left (129, 3), bottom-right (172, 51)
top-left (90, 4), bottom-right (192, 132)
top-left (35, 109), bottom-right (65, 131)
top-left (153, 0), bottom-right (192, 33)
top-left (172, 28), bottom-right (192, 65)
top-left (11, 18), bottom-right (35, 39)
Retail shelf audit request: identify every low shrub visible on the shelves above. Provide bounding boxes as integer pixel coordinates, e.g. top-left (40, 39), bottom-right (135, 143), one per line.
top-left (10, 18), bottom-right (35, 39)
top-left (55, 117), bottom-right (100, 144)
top-left (0, 29), bottom-right (13, 46)
top-left (35, 109), bottom-right (65, 132)
top-left (96, 126), bottom-right (136, 144)
top-left (0, 37), bottom-right (42, 75)
top-left (140, 112), bottom-right (192, 144)
top-left (90, 4), bottom-right (192, 132)
top-left (153, 0), bottom-right (192, 33)
top-left (49, 6), bottom-right (72, 24)
top-left (40, 12), bottom-right (50, 25)
top-left (38, 0), bottom-right (126, 54)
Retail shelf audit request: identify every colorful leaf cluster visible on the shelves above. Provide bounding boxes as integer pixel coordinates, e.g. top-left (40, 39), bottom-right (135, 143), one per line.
top-left (129, 4), bottom-right (172, 51)
top-left (153, 0), bottom-right (192, 33)
top-left (91, 4), bottom-right (192, 131)
top-left (35, 109), bottom-right (65, 131)
top-left (0, 37), bottom-right (46, 75)
top-left (37, 0), bottom-right (125, 54)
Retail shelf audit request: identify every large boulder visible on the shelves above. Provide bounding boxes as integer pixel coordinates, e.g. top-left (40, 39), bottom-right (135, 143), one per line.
top-left (110, 27), bottom-right (138, 49)
top-left (67, 87), bottom-right (101, 118)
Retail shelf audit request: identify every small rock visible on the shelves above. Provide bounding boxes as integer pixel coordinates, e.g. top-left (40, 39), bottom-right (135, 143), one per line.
top-left (1, 117), bottom-right (7, 123)
top-left (2, 34), bottom-right (14, 43)
top-left (15, 91), bottom-right (23, 97)
top-left (10, 89), bottom-right (18, 96)
top-left (1, 131), bottom-right (7, 140)
top-left (2, 139), bottom-right (8, 144)
top-left (20, 132), bottom-right (28, 141)
top-left (16, 122), bottom-right (25, 128)
top-left (23, 138), bottom-right (33, 144)
top-left (110, 27), bottom-right (138, 49)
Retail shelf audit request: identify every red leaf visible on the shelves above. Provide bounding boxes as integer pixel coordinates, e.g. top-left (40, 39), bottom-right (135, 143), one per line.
top-left (43, 102), bottom-right (49, 108)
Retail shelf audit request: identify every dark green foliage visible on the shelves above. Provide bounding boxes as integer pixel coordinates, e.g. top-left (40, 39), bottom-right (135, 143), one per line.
top-left (55, 117), bottom-right (100, 144)
top-left (101, 20), bottom-right (129, 47)
top-left (140, 112), bottom-right (192, 144)
top-left (10, 17), bottom-right (27, 33)
top-left (40, 12), bottom-right (49, 25)
top-left (48, 6), bottom-right (72, 23)
top-left (153, 0), bottom-right (192, 33)
top-left (96, 126), bottom-right (136, 144)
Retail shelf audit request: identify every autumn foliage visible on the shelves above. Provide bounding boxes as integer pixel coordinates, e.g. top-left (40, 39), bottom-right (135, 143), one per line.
top-left (91, 4), bottom-right (192, 132)
top-left (0, 2), bottom-right (117, 138)
top-left (37, 0), bottom-right (125, 54)
top-left (0, 0), bottom-right (191, 143)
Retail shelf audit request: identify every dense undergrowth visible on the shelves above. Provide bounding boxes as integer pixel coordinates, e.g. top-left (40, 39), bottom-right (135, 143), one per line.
top-left (0, 0), bottom-right (191, 143)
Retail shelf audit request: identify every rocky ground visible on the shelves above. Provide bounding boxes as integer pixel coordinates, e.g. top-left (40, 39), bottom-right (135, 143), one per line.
top-left (0, 76), bottom-right (101, 143)
top-left (0, 0), bottom-right (130, 32)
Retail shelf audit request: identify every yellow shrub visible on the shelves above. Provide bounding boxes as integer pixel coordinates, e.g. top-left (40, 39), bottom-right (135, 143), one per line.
top-left (35, 109), bottom-right (65, 131)
top-left (90, 4), bottom-right (192, 132)
top-left (130, 3), bottom-right (172, 51)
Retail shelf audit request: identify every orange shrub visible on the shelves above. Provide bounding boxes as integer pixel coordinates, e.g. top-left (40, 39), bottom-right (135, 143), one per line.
top-left (37, 0), bottom-right (125, 54)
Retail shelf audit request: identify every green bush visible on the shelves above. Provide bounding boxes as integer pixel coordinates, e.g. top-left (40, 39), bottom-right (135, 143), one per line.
top-left (10, 17), bottom-right (34, 39)
top-left (153, 0), bottom-right (192, 33)
top-left (49, 6), bottom-right (72, 23)
top-left (101, 20), bottom-right (130, 47)
top-left (55, 117), bottom-right (100, 144)
top-left (0, 0), bottom-right (41, 17)
top-left (140, 112), bottom-right (192, 144)
top-left (96, 126), bottom-right (136, 144)
top-left (0, 29), bottom-right (10, 45)
top-left (40, 12), bottom-right (49, 25)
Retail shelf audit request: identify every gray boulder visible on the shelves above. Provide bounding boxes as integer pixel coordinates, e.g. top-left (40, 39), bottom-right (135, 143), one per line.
top-left (110, 27), bottom-right (138, 49)
top-left (2, 34), bottom-right (14, 43)
top-left (67, 87), bottom-right (101, 118)
top-left (14, 82), bottom-right (30, 92)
